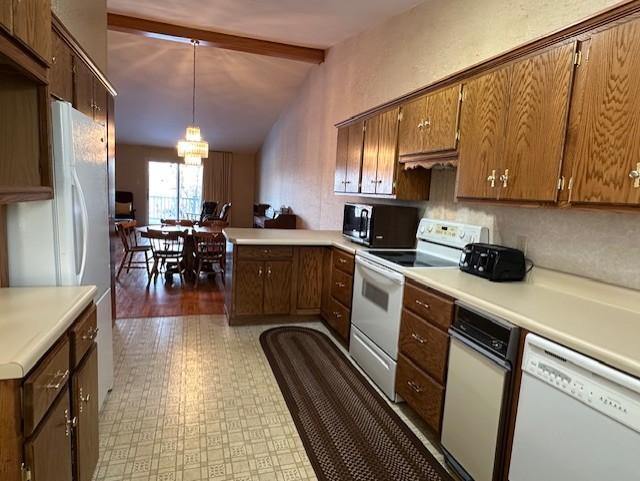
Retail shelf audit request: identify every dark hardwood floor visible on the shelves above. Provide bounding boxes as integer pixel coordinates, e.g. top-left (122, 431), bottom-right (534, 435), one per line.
top-left (112, 235), bottom-right (225, 319)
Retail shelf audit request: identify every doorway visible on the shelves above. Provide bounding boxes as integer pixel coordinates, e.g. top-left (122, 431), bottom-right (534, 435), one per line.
top-left (147, 161), bottom-right (203, 224)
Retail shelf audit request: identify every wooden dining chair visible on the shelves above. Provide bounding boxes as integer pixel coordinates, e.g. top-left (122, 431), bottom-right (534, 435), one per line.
top-left (161, 219), bottom-right (194, 227)
top-left (197, 219), bottom-right (228, 229)
top-left (146, 228), bottom-right (188, 286)
top-left (193, 231), bottom-right (226, 286)
top-left (115, 220), bottom-right (151, 279)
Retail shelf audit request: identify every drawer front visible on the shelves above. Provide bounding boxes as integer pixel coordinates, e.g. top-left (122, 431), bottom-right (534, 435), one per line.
top-left (403, 282), bottom-right (454, 331)
top-left (330, 268), bottom-right (353, 308)
top-left (238, 245), bottom-right (293, 259)
top-left (70, 304), bottom-right (97, 368)
top-left (399, 309), bottom-right (450, 384)
top-left (333, 248), bottom-right (355, 274)
top-left (24, 337), bottom-right (71, 436)
top-left (396, 354), bottom-right (444, 435)
top-left (326, 297), bottom-right (350, 342)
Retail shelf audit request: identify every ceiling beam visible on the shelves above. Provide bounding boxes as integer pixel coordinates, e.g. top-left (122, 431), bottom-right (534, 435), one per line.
top-left (107, 13), bottom-right (325, 64)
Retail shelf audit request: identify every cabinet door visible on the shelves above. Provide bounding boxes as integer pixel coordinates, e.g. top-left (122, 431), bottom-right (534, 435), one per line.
top-left (296, 247), bottom-right (324, 310)
top-left (456, 67), bottom-right (510, 199)
top-left (72, 346), bottom-right (99, 481)
top-left (569, 18), bottom-right (640, 206)
top-left (334, 126), bottom-right (349, 192)
top-left (500, 43), bottom-right (576, 201)
top-left (423, 85), bottom-right (461, 154)
top-left (12, 0), bottom-right (51, 62)
top-left (24, 389), bottom-right (73, 481)
top-left (264, 261), bottom-right (292, 315)
top-left (398, 96), bottom-right (426, 157)
top-left (0, 1), bottom-right (11, 33)
top-left (73, 58), bottom-right (95, 119)
top-left (345, 121), bottom-right (364, 193)
top-left (50, 29), bottom-right (74, 103)
top-left (360, 115), bottom-right (381, 194)
top-left (93, 80), bottom-right (108, 129)
top-left (375, 107), bottom-right (400, 195)
top-left (234, 261), bottom-right (264, 316)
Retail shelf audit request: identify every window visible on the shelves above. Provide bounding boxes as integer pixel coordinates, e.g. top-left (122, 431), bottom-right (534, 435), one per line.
top-left (148, 161), bottom-right (203, 224)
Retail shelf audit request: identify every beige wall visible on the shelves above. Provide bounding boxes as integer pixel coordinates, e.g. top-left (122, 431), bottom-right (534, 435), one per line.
top-left (52, 0), bottom-right (107, 71)
top-left (256, 0), bottom-right (640, 290)
top-left (116, 144), bottom-right (255, 227)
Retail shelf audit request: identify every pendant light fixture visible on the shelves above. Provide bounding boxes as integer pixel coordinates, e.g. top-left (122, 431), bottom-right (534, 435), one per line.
top-left (177, 39), bottom-right (208, 166)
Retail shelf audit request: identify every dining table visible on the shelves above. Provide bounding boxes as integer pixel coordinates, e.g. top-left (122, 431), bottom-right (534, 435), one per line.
top-left (136, 224), bottom-right (226, 284)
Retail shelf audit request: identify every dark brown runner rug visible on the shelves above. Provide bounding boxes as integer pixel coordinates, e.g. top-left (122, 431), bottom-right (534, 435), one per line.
top-left (260, 327), bottom-right (453, 481)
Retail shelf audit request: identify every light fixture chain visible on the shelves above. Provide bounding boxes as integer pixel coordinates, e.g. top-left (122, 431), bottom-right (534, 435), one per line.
top-left (192, 39), bottom-right (198, 125)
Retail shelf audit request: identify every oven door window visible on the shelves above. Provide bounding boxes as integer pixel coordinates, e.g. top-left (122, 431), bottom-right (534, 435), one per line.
top-left (362, 278), bottom-right (389, 311)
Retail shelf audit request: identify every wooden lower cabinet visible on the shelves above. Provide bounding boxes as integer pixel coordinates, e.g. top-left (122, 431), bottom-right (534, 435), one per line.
top-left (296, 247), bottom-right (324, 310)
top-left (234, 260), bottom-right (265, 316)
top-left (264, 260), bottom-right (292, 315)
top-left (325, 297), bottom-right (350, 341)
top-left (321, 248), bottom-right (355, 344)
top-left (24, 390), bottom-right (73, 481)
top-left (72, 346), bottom-right (99, 481)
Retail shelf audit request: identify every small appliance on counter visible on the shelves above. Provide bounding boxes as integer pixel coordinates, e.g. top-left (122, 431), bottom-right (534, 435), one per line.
top-left (342, 202), bottom-right (418, 248)
top-left (459, 243), bottom-right (527, 282)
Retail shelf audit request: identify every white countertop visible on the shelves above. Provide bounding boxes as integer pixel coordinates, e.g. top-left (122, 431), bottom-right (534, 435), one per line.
top-left (404, 267), bottom-right (640, 378)
top-left (0, 286), bottom-right (97, 380)
top-left (223, 228), bottom-right (359, 253)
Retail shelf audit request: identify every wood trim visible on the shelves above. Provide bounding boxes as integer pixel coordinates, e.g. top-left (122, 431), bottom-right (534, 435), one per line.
top-left (335, 0), bottom-right (640, 127)
top-left (0, 379), bottom-right (23, 481)
top-left (107, 13), bottom-right (326, 64)
top-left (0, 205), bottom-right (8, 287)
top-left (52, 13), bottom-right (117, 96)
top-left (0, 186), bottom-right (53, 204)
top-left (0, 29), bottom-right (47, 83)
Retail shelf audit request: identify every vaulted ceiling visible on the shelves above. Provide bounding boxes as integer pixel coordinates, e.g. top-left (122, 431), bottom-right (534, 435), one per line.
top-left (107, 0), bottom-right (425, 153)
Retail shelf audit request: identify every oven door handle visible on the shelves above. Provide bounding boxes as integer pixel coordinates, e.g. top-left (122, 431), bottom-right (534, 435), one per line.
top-left (356, 256), bottom-right (405, 285)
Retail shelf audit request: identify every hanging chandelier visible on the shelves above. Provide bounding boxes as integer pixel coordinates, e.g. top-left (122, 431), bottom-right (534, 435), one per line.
top-left (177, 39), bottom-right (209, 166)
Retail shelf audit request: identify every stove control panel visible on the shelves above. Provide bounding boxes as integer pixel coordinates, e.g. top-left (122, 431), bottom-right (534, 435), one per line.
top-left (417, 219), bottom-right (489, 248)
top-left (523, 334), bottom-right (640, 434)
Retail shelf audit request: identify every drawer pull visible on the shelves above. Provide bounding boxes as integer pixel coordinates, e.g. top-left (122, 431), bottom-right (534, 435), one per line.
top-left (411, 332), bottom-right (427, 344)
top-left (407, 380), bottom-right (424, 393)
top-left (263, 248), bottom-right (271, 254)
top-left (82, 326), bottom-right (100, 341)
top-left (338, 258), bottom-right (347, 264)
top-left (332, 311), bottom-right (342, 319)
top-left (64, 409), bottom-right (77, 437)
top-left (46, 369), bottom-right (69, 390)
top-left (415, 299), bottom-right (430, 309)
top-left (335, 282), bottom-right (346, 288)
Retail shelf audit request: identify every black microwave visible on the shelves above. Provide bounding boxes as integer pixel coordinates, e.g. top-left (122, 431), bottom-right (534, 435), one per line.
top-left (342, 203), bottom-right (419, 248)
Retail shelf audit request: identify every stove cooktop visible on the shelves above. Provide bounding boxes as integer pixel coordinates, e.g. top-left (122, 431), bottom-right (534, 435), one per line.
top-left (366, 250), bottom-right (458, 268)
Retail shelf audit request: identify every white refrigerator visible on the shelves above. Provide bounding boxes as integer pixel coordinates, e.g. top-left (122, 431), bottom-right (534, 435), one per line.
top-left (6, 101), bottom-right (114, 410)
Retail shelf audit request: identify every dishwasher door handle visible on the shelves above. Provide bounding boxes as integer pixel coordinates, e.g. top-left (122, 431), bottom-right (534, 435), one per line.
top-left (449, 330), bottom-right (512, 371)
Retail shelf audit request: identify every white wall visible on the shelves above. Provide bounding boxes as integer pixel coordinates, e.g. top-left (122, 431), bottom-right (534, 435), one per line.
top-left (256, 0), bottom-right (640, 290)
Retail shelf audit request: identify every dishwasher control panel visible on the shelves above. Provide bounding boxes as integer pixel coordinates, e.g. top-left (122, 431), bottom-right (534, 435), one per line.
top-left (523, 334), bottom-right (640, 434)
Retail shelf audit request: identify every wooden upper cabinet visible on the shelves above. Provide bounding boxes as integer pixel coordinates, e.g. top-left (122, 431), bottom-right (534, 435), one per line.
top-left (12, 0), bottom-right (51, 62)
top-left (73, 57), bottom-right (95, 119)
top-left (500, 42), bottom-right (577, 201)
top-left (263, 260), bottom-right (292, 315)
top-left (50, 29), bottom-right (74, 103)
top-left (375, 107), bottom-right (400, 195)
top-left (361, 114), bottom-right (380, 194)
top-left (568, 17), bottom-right (640, 206)
top-left (398, 96), bottom-right (426, 157)
top-left (345, 121), bottom-right (364, 193)
top-left (334, 126), bottom-right (349, 192)
top-left (422, 85), bottom-right (462, 154)
top-left (0, 1), bottom-right (12, 33)
top-left (456, 67), bottom-right (511, 200)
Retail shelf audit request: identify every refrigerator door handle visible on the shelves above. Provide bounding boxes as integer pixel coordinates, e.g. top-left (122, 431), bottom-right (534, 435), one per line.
top-left (72, 170), bottom-right (89, 283)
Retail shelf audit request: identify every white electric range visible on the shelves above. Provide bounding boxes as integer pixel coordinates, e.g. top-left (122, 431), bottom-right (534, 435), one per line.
top-left (349, 218), bottom-right (489, 400)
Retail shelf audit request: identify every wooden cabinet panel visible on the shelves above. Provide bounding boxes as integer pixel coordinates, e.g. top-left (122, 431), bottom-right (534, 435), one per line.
top-left (264, 261), bottom-right (292, 315)
top-left (345, 121), bottom-right (364, 193)
top-left (23, 337), bottom-right (70, 436)
top-left (398, 96), bottom-right (426, 156)
top-left (361, 114), bottom-right (380, 194)
top-left (332, 248), bottom-right (354, 274)
top-left (326, 297), bottom-right (350, 343)
top-left (69, 305), bottom-right (97, 368)
top-left (50, 30), bottom-right (73, 102)
top-left (234, 261), bottom-right (264, 316)
top-left (569, 18), bottom-right (640, 206)
top-left (403, 282), bottom-right (454, 332)
top-left (12, 0), bottom-right (51, 62)
top-left (0, 1), bottom-right (12, 33)
top-left (399, 309), bottom-right (449, 384)
top-left (24, 389), bottom-right (73, 481)
top-left (93, 81), bottom-right (108, 130)
top-left (73, 57), bottom-right (94, 119)
top-left (500, 43), bottom-right (576, 201)
top-left (375, 108), bottom-right (400, 195)
top-left (296, 247), bottom-right (324, 310)
top-left (456, 67), bottom-right (511, 199)
top-left (334, 126), bottom-right (349, 192)
top-left (72, 346), bottom-right (99, 481)
top-left (423, 84), bottom-right (461, 154)
top-left (396, 354), bottom-right (444, 435)
top-left (238, 245), bottom-right (292, 260)
top-left (330, 268), bottom-right (353, 308)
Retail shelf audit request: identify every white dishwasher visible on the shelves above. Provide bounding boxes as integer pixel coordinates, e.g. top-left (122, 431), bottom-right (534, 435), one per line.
top-left (509, 334), bottom-right (640, 481)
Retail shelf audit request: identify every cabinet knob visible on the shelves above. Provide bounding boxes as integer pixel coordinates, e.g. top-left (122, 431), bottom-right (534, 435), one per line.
top-left (46, 369), bottom-right (69, 390)
top-left (500, 169), bottom-right (509, 188)
top-left (338, 258), bottom-right (347, 264)
top-left (487, 169), bottom-right (497, 188)
top-left (51, 55), bottom-right (57, 64)
top-left (79, 387), bottom-right (91, 413)
top-left (417, 121), bottom-right (424, 130)
top-left (630, 164), bottom-right (640, 188)
top-left (258, 267), bottom-right (263, 277)
top-left (423, 118), bottom-right (431, 128)
top-left (407, 380), bottom-right (424, 393)
top-left (411, 332), bottom-right (427, 344)
top-left (335, 281), bottom-right (346, 288)
top-left (64, 409), bottom-right (77, 437)
top-left (267, 266), bottom-right (272, 278)
top-left (332, 311), bottom-right (342, 319)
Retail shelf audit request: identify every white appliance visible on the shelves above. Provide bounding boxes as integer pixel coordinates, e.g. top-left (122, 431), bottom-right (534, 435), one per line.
top-left (350, 218), bottom-right (489, 400)
top-left (6, 101), bottom-right (113, 410)
top-left (509, 333), bottom-right (640, 481)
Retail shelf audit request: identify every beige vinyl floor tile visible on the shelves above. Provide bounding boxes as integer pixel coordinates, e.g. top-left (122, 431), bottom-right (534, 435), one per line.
top-left (93, 316), bottom-right (447, 481)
